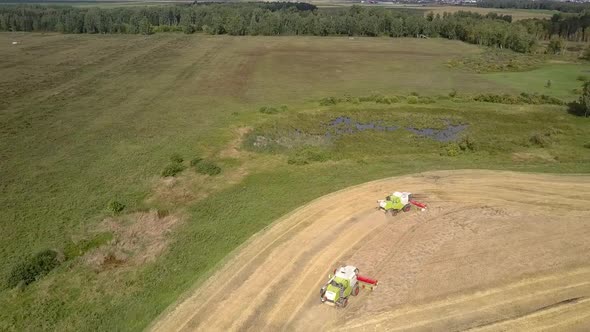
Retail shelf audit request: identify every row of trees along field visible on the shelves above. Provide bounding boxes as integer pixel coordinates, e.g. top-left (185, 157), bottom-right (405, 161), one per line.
top-left (519, 13), bottom-right (590, 42)
top-left (0, 3), bottom-right (588, 52)
top-left (477, 0), bottom-right (590, 14)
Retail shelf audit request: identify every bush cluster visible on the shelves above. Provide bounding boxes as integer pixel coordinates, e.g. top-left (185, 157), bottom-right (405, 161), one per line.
top-left (259, 105), bottom-right (288, 114)
top-left (161, 153), bottom-right (186, 177)
top-left (458, 135), bottom-right (478, 152)
top-left (447, 49), bottom-right (545, 73)
top-left (161, 163), bottom-right (185, 177)
top-left (529, 132), bottom-right (553, 147)
top-left (190, 157), bottom-right (203, 166)
top-left (7, 250), bottom-right (61, 288)
top-left (444, 143), bottom-right (461, 157)
top-left (194, 160), bottom-right (222, 175)
top-left (473, 93), bottom-right (563, 105)
top-left (169, 153), bottom-right (184, 163)
top-left (407, 96), bottom-right (418, 104)
top-left (529, 128), bottom-right (562, 148)
top-left (358, 94), bottom-right (400, 104)
top-left (441, 136), bottom-right (477, 157)
top-left (319, 92), bottom-right (563, 108)
top-left (107, 200), bottom-right (125, 214)
top-left (320, 97), bottom-right (340, 106)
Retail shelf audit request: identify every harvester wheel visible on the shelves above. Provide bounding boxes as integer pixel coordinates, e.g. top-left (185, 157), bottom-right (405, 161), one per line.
top-left (403, 204), bottom-right (411, 212)
top-left (342, 298), bottom-right (349, 308)
top-left (353, 285), bottom-right (360, 296)
top-left (390, 209), bottom-right (398, 216)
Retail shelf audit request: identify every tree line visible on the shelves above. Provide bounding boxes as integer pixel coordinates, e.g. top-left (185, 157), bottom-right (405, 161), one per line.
top-left (519, 12), bottom-right (590, 42)
top-left (477, 0), bottom-right (590, 14)
top-left (0, 2), bottom-right (568, 53)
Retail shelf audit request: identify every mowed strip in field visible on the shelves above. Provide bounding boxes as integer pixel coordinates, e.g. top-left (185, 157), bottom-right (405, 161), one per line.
top-left (151, 170), bottom-right (590, 331)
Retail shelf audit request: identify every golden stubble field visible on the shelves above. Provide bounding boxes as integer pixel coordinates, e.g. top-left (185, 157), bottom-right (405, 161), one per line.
top-left (152, 170), bottom-right (590, 332)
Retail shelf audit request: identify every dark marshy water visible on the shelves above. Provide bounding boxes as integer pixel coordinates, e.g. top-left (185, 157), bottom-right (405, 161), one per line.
top-left (325, 116), bottom-right (468, 142)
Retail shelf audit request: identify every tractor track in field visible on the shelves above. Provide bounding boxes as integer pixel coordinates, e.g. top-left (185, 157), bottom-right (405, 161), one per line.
top-left (150, 170), bottom-right (590, 332)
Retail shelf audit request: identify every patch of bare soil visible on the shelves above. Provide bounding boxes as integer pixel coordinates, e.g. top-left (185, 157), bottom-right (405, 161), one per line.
top-left (150, 170), bottom-right (590, 332)
top-left (219, 127), bottom-right (251, 159)
top-left (85, 210), bottom-right (182, 270)
top-left (148, 127), bottom-right (252, 208)
top-left (148, 173), bottom-right (204, 207)
top-left (512, 150), bottom-right (556, 162)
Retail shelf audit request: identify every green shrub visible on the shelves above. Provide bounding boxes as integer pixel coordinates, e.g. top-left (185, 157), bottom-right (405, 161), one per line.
top-left (169, 153), bottom-right (183, 163)
top-left (458, 135), bottom-right (477, 151)
top-left (319, 97), bottom-right (340, 106)
top-left (375, 96), bottom-right (392, 104)
top-left (407, 96), bottom-right (418, 104)
top-left (107, 200), bottom-right (125, 214)
top-left (387, 96), bottom-right (400, 103)
top-left (409, 91), bottom-right (419, 96)
top-left (444, 143), bottom-right (460, 157)
top-left (161, 163), bottom-right (185, 177)
top-left (63, 232), bottom-right (113, 261)
top-left (472, 93), bottom-right (563, 105)
top-left (157, 208), bottom-right (169, 218)
top-left (358, 94), bottom-right (398, 104)
top-left (195, 160), bottom-right (221, 175)
top-left (190, 157), bottom-right (203, 166)
top-left (584, 142), bottom-right (590, 149)
top-left (259, 106), bottom-right (280, 114)
top-left (577, 75), bottom-right (589, 82)
top-left (417, 96), bottom-right (435, 104)
top-left (449, 89), bottom-right (457, 98)
top-left (529, 132), bottom-right (552, 147)
top-left (343, 94), bottom-right (360, 104)
top-left (182, 24), bottom-right (195, 34)
top-left (6, 250), bottom-right (61, 288)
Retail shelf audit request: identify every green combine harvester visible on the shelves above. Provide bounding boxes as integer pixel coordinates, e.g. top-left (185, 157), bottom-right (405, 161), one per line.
top-left (378, 191), bottom-right (427, 216)
top-left (319, 265), bottom-right (378, 307)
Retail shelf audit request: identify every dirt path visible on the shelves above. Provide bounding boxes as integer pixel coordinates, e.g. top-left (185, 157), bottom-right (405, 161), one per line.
top-left (150, 170), bottom-right (590, 332)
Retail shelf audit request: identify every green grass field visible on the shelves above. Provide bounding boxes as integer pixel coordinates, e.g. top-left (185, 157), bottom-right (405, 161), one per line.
top-left (485, 63), bottom-right (590, 100)
top-left (1, 32), bottom-right (589, 331)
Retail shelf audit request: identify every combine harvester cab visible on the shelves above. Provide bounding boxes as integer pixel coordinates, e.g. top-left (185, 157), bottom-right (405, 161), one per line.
top-left (320, 266), bottom-right (378, 308)
top-left (378, 191), bottom-right (427, 216)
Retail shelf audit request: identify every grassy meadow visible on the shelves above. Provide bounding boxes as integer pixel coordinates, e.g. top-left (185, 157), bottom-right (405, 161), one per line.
top-left (0, 32), bottom-right (589, 331)
top-left (485, 64), bottom-right (590, 100)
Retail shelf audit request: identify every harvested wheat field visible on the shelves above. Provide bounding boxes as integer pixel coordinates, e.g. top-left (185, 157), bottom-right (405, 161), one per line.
top-left (152, 170), bottom-right (590, 331)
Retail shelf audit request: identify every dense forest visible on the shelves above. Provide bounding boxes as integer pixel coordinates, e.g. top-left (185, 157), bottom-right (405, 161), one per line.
top-left (477, 0), bottom-right (590, 14)
top-left (0, 3), bottom-right (588, 52)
